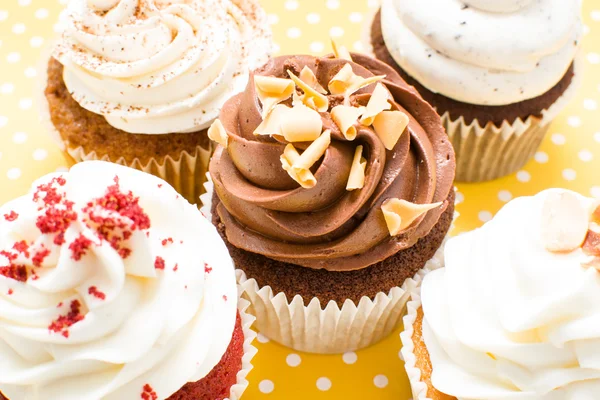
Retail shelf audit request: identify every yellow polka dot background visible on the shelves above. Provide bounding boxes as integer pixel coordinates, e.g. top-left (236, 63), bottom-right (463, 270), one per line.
top-left (1, 0), bottom-right (599, 399)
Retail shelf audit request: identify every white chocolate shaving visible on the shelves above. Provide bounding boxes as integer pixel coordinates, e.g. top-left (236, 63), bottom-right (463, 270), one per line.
top-left (281, 144), bottom-right (317, 189)
top-left (372, 110), bottom-right (409, 150)
top-left (207, 119), bottom-right (228, 148)
top-left (293, 130), bottom-right (331, 171)
top-left (541, 191), bottom-right (589, 253)
top-left (288, 70), bottom-right (329, 112)
top-left (331, 37), bottom-right (352, 61)
top-left (381, 199), bottom-right (442, 236)
top-left (346, 145), bottom-right (367, 191)
top-left (331, 105), bottom-right (365, 141)
top-left (253, 104), bottom-right (289, 137)
top-left (300, 66), bottom-right (327, 94)
top-left (280, 104), bottom-right (323, 142)
top-left (329, 64), bottom-right (386, 105)
top-left (254, 75), bottom-right (295, 117)
top-left (360, 83), bottom-right (392, 126)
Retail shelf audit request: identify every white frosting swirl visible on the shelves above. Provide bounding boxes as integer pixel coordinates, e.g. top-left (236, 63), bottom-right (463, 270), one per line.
top-left (0, 161), bottom-right (238, 400)
top-left (380, 0), bottom-right (582, 105)
top-left (54, 0), bottom-right (272, 134)
top-left (421, 189), bottom-right (600, 399)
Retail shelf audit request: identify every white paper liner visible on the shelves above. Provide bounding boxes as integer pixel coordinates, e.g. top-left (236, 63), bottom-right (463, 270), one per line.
top-left (227, 297), bottom-right (258, 400)
top-left (400, 289), bottom-right (431, 400)
top-left (37, 45), bottom-right (212, 204)
top-left (201, 174), bottom-right (448, 354)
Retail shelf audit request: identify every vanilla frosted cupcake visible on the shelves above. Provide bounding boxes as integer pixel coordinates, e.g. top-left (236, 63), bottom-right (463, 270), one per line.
top-left (0, 162), bottom-right (256, 400)
top-left (371, 0), bottom-right (582, 181)
top-left (42, 0), bottom-right (272, 203)
top-left (402, 189), bottom-right (600, 399)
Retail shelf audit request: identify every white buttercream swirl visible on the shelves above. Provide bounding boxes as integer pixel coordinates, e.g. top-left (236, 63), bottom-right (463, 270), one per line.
top-left (380, 0), bottom-right (582, 105)
top-left (54, 0), bottom-right (272, 134)
top-left (421, 189), bottom-right (600, 399)
top-left (0, 161), bottom-right (238, 400)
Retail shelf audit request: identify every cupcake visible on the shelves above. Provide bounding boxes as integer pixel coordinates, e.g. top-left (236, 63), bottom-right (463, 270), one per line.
top-left (0, 161), bottom-right (256, 399)
top-left (41, 0), bottom-right (272, 204)
top-left (206, 48), bottom-right (456, 353)
top-left (369, 0), bottom-right (582, 181)
top-left (402, 189), bottom-right (600, 399)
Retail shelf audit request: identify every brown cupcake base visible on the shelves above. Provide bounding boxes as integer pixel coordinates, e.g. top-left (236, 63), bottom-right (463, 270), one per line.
top-left (370, 10), bottom-right (575, 127)
top-left (212, 191), bottom-right (455, 306)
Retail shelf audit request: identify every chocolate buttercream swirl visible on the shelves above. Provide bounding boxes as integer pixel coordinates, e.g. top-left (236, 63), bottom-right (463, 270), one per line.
top-left (209, 54), bottom-right (455, 271)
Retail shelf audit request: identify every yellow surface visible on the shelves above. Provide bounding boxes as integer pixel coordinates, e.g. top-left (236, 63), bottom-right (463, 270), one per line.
top-left (0, 0), bottom-right (599, 399)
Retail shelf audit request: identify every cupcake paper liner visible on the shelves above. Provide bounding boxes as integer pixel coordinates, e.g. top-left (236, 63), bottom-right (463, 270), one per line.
top-left (201, 175), bottom-right (448, 354)
top-left (37, 46), bottom-right (212, 205)
top-left (229, 297), bottom-right (258, 400)
top-left (361, 14), bottom-right (583, 182)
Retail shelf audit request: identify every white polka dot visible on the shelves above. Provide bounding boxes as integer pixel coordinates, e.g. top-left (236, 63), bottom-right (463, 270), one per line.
top-left (562, 168), bottom-right (577, 181)
top-left (516, 170), bottom-right (531, 183)
top-left (12, 132), bottom-right (27, 144)
top-left (591, 186), bottom-right (600, 199)
top-left (534, 151), bottom-right (549, 163)
top-left (18, 98), bottom-right (32, 110)
top-left (374, 374), bottom-right (389, 388)
top-left (284, 0), bottom-right (299, 10)
top-left (18, 0), bottom-right (31, 6)
top-left (257, 333), bottom-right (270, 343)
top-left (30, 36), bottom-right (44, 48)
top-left (267, 13), bottom-right (279, 25)
top-left (286, 353), bottom-right (301, 367)
top-left (33, 148), bottom-right (48, 161)
top-left (594, 132), bottom-right (600, 143)
top-left (330, 26), bottom-right (344, 37)
top-left (592, 10), bottom-right (600, 21)
top-left (349, 12), bottom-right (364, 23)
top-left (587, 52), bottom-right (600, 64)
top-left (310, 41), bottom-right (325, 53)
top-left (551, 133), bottom-right (566, 145)
top-left (316, 377), bottom-right (332, 391)
top-left (7, 168), bottom-right (21, 180)
top-left (478, 211), bottom-right (493, 223)
top-left (498, 190), bottom-right (512, 202)
top-left (0, 10), bottom-right (8, 21)
top-left (287, 27), bottom-right (302, 39)
top-left (579, 149), bottom-right (593, 162)
top-left (1, 83), bottom-right (15, 94)
top-left (306, 12), bottom-right (321, 24)
top-left (343, 351), bottom-right (358, 364)
top-left (0, 116), bottom-right (7, 128)
top-left (6, 52), bottom-right (21, 63)
top-left (326, 0), bottom-right (340, 10)
top-left (455, 191), bottom-right (464, 205)
top-left (567, 116), bottom-right (582, 127)
top-left (353, 41), bottom-right (364, 52)
top-left (584, 99), bottom-right (598, 111)
top-left (24, 67), bottom-right (37, 78)
top-left (12, 23), bottom-right (26, 34)
top-left (35, 8), bottom-right (49, 19)
top-left (258, 380), bottom-right (274, 394)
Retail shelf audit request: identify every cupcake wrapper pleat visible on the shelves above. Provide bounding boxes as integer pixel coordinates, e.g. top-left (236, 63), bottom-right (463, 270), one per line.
top-left (228, 297), bottom-right (258, 400)
top-left (200, 175), bottom-right (447, 354)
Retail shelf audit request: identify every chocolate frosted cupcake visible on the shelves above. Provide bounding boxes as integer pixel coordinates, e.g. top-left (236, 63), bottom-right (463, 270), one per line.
top-left (0, 161), bottom-right (256, 400)
top-left (206, 48), bottom-right (456, 353)
top-left (402, 189), bottom-right (600, 399)
top-left (369, 0), bottom-right (582, 181)
top-left (41, 0), bottom-right (272, 204)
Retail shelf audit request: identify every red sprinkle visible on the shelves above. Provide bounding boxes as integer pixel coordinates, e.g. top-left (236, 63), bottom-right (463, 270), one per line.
top-left (7, 289), bottom-right (13, 295)
top-left (154, 256), bottom-right (165, 270)
top-left (158, 184), bottom-right (163, 188)
top-left (69, 234), bottom-right (93, 261)
top-left (88, 286), bottom-right (106, 300)
top-left (141, 384), bottom-right (158, 400)
top-left (3, 211), bottom-right (18, 222)
top-left (161, 238), bottom-right (173, 246)
top-left (12, 240), bottom-right (30, 258)
top-left (32, 247), bottom-right (51, 268)
top-left (57, 302), bottom-right (63, 308)
top-left (223, 295), bottom-right (228, 301)
top-left (0, 250), bottom-right (27, 282)
top-left (204, 263), bottom-right (212, 274)
top-left (173, 264), bottom-right (178, 272)
top-left (48, 300), bottom-right (84, 338)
